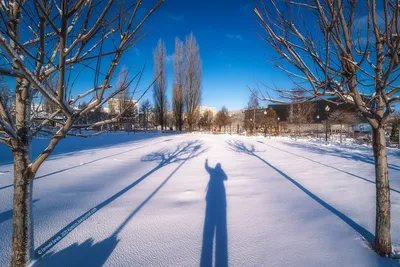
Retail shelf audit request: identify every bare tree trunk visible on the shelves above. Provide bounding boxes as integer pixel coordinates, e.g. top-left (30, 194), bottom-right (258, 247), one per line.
top-left (372, 126), bottom-right (391, 256)
top-left (340, 123), bottom-right (343, 144)
top-left (153, 39), bottom-right (167, 132)
top-left (11, 144), bottom-right (34, 267)
top-left (179, 112), bottom-right (183, 131)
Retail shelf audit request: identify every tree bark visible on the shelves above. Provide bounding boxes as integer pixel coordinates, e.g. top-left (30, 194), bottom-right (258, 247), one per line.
top-left (340, 124), bottom-right (343, 144)
top-left (372, 126), bottom-right (391, 256)
top-left (178, 112), bottom-right (183, 131)
top-left (11, 145), bottom-right (34, 267)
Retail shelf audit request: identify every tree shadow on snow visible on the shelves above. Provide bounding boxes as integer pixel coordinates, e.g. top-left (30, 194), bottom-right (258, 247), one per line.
top-left (281, 141), bottom-right (400, 172)
top-left (200, 160), bottom-right (228, 267)
top-left (0, 132), bottom-right (178, 165)
top-left (34, 236), bottom-right (119, 267)
top-left (0, 199), bottom-right (39, 224)
top-left (257, 141), bottom-right (400, 194)
top-left (0, 139), bottom-right (172, 191)
top-left (226, 140), bottom-right (375, 248)
top-left (34, 140), bottom-right (207, 262)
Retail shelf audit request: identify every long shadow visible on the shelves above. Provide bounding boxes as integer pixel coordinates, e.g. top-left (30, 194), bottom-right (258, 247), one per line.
top-left (35, 142), bottom-right (204, 266)
top-left (0, 139), bottom-right (170, 191)
top-left (200, 160), bottom-right (228, 267)
top-left (0, 132), bottom-right (179, 165)
top-left (33, 237), bottom-right (119, 267)
top-left (0, 209), bottom-right (12, 224)
top-left (35, 140), bottom-right (206, 259)
top-left (227, 140), bottom-right (375, 247)
top-left (257, 141), bottom-right (400, 194)
top-left (0, 199), bottom-right (39, 224)
top-left (282, 140), bottom-right (400, 172)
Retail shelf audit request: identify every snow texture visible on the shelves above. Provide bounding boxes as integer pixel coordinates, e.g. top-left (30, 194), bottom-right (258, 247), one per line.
top-left (1, 133), bottom-right (400, 266)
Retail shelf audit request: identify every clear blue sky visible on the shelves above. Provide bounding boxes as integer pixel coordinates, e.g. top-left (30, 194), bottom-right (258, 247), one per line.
top-left (115, 0), bottom-right (293, 111)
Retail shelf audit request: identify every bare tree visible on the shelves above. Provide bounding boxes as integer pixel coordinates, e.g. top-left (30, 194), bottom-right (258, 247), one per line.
top-left (165, 109), bottom-right (174, 130)
top-left (184, 33), bottom-right (202, 131)
top-left (254, 0), bottom-right (400, 255)
top-left (0, 1), bottom-right (164, 266)
top-left (42, 76), bottom-right (58, 113)
top-left (141, 99), bottom-right (152, 132)
top-left (245, 93), bottom-right (260, 134)
top-left (389, 112), bottom-right (400, 146)
top-left (0, 76), bottom-right (12, 109)
top-left (173, 37), bottom-right (185, 131)
top-left (289, 102), bottom-right (315, 135)
top-left (117, 67), bottom-right (136, 122)
top-left (75, 102), bottom-right (108, 127)
top-left (153, 38), bottom-right (168, 130)
top-left (214, 106), bottom-right (230, 132)
top-left (198, 110), bottom-right (214, 131)
top-left (329, 109), bottom-right (359, 143)
top-left (263, 107), bottom-right (277, 135)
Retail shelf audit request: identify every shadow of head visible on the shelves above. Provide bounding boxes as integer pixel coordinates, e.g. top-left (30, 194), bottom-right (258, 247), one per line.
top-left (35, 236), bottom-right (119, 267)
top-left (141, 140), bottom-right (206, 166)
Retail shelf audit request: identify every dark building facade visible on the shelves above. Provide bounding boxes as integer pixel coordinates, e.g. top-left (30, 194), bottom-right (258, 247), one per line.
top-left (267, 98), bottom-right (364, 123)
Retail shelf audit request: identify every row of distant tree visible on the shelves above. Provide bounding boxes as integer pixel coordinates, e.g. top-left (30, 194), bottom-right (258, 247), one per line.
top-left (243, 91), bottom-right (400, 144)
top-left (152, 33), bottom-right (202, 131)
top-left (2, 74), bottom-right (398, 141)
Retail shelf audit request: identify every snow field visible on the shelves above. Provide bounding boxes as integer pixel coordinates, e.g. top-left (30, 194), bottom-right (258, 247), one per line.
top-left (0, 133), bottom-right (399, 266)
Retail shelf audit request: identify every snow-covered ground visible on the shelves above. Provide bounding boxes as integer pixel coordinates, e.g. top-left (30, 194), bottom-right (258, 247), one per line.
top-left (1, 133), bottom-right (400, 266)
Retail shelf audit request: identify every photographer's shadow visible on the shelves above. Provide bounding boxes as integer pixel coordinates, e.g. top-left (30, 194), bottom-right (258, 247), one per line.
top-left (200, 159), bottom-right (228, 267)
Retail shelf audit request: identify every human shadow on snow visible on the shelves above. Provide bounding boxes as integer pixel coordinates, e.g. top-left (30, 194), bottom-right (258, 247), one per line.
top-left (34, 140), bottom-right (206, 264)
top-left (200, 159), bottom-right (228, 267)
top-left (226, 140), bottom-right (375, 247)
top-left (257, 141), bottom-right (400, 194)
top-left (0, 139), bottom-right (171, 191)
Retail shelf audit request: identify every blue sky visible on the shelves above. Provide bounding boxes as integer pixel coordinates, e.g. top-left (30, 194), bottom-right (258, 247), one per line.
top-left (117, 0), bottom-right (292, 111)
top-left (3, 1), bottom-right (396, 112)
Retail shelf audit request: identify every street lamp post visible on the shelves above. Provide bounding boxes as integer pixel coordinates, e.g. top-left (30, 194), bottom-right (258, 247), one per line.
top-left (325, 105), bottom-right (330, 141)
top-left (316, 115), bottom-right (320, 139)
top-left (229, 114), bottom-right (232, 135)
top-left (242, 109), bottom-right (246, 135)
top-left (277, 117), bottom-right (280, 136)
top-left (264, 110), bottom-right (267, 137)
top-left (253, 107), bottom-right (256, 134)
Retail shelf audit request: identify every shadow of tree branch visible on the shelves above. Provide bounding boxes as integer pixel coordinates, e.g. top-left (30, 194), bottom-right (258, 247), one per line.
top-left (256, 140), bottom-right (400, 194)
top-left (34, 140), bottom-right (207, 260)
top-left (226, 140), bottom-right (375, 248)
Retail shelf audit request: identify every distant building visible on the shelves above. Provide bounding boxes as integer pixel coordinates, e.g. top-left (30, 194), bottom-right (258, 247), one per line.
top-left (199, 105), bottom-right (217, 116)
top-left (267, 97), bottom-right (364, 123)
top-left (229, 109), bottom-right (246, 133)
top-left (107, 98), bottom-right (139, 114)
top-left (29, 103), bottom-right (64, 127)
